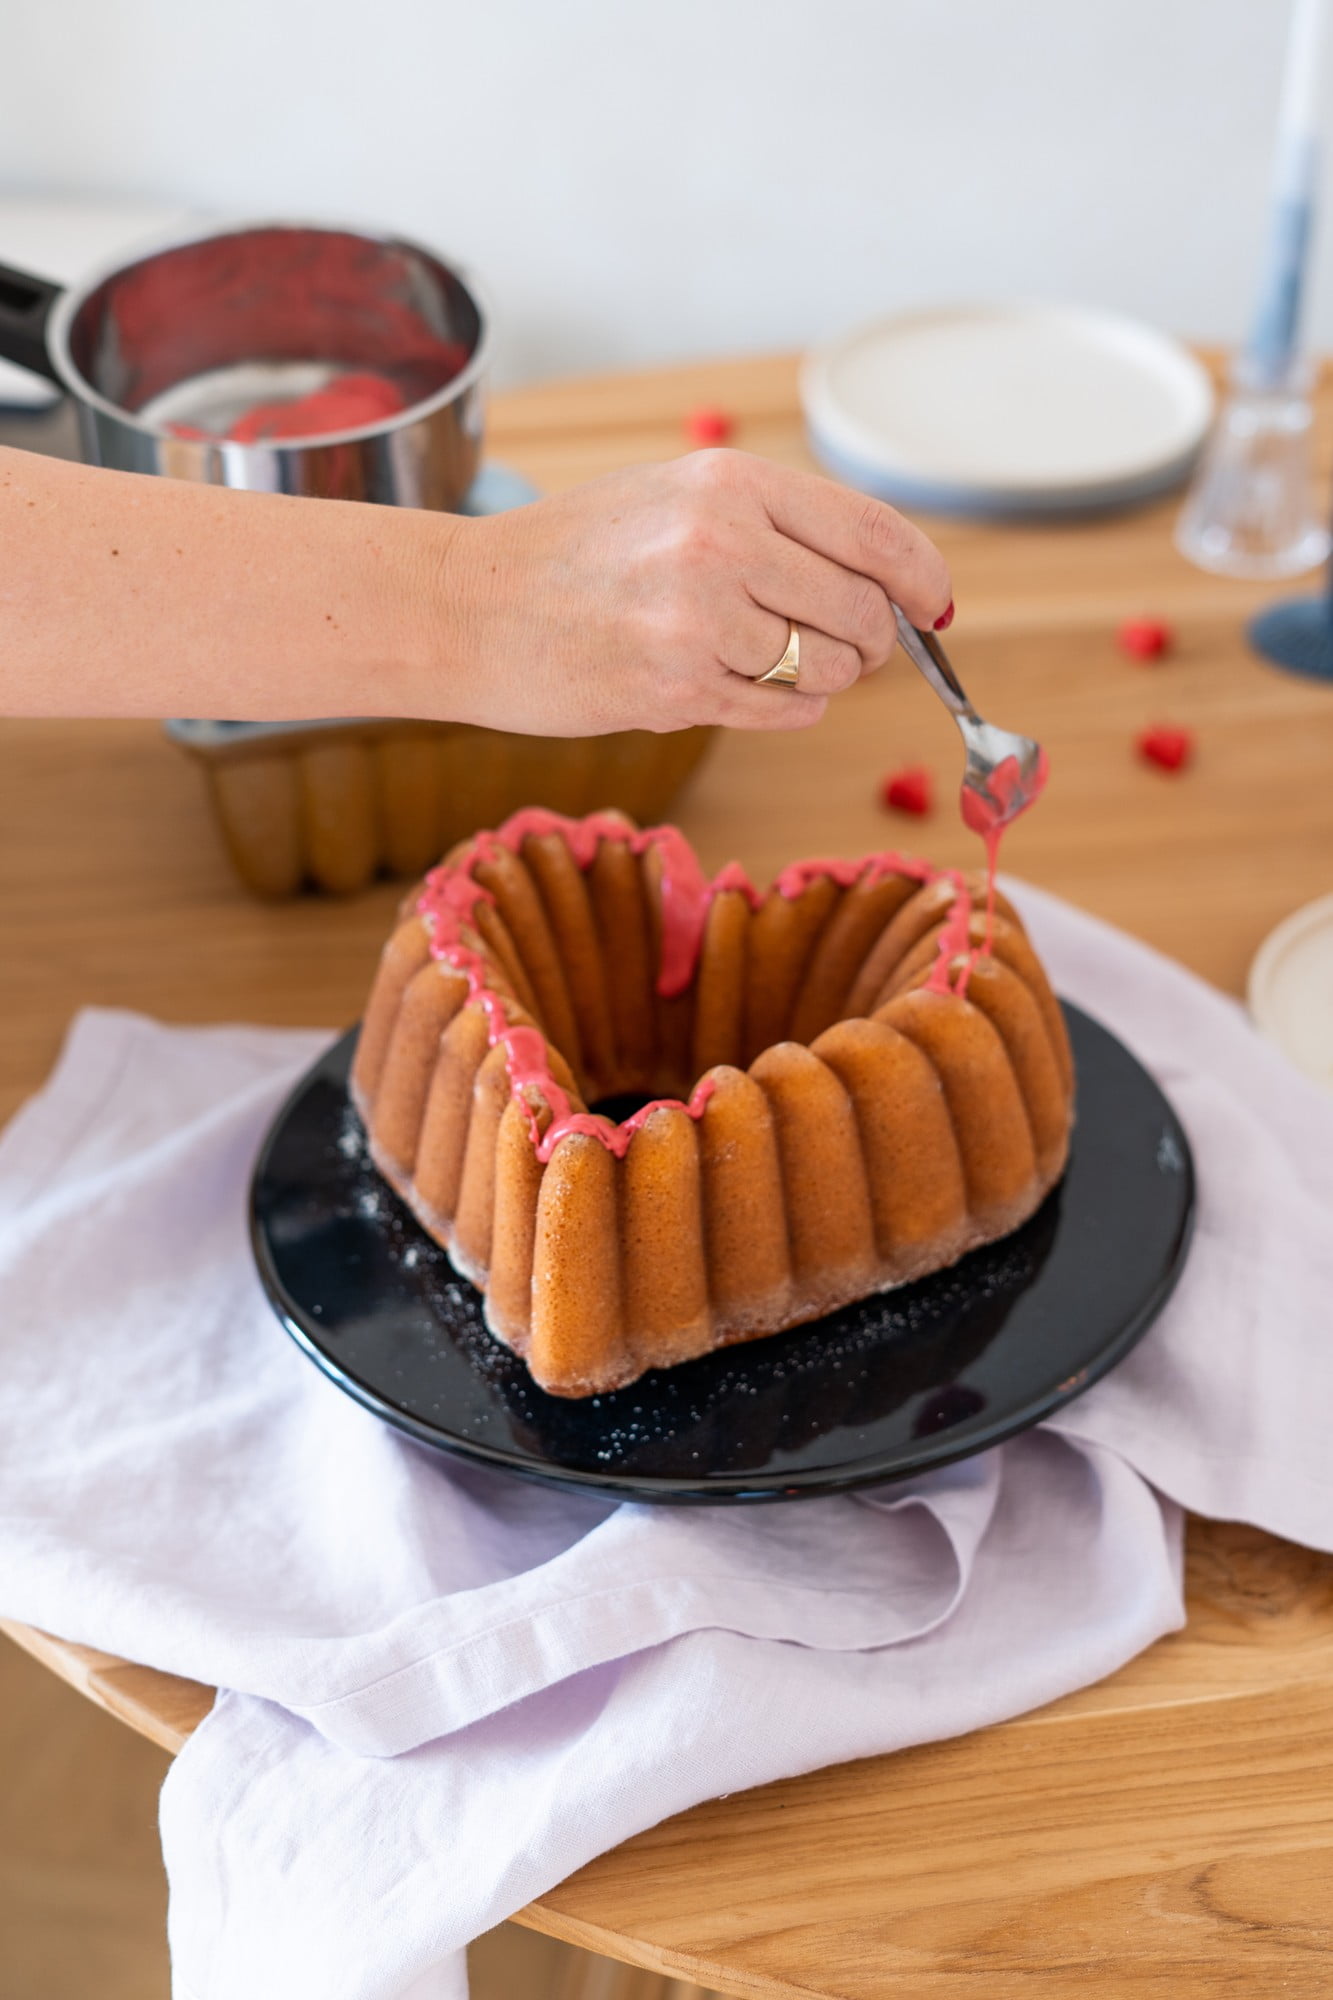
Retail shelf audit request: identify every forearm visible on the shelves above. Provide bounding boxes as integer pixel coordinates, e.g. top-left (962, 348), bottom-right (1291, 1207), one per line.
top-left (0, 444), bottom-right (953, 739)
top-left (0, 447), bottom-right (459, 720)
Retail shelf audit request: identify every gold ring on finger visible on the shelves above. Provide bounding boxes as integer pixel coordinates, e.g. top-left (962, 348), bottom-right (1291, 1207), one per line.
top-left (756, 622), bottom-right (800, 687)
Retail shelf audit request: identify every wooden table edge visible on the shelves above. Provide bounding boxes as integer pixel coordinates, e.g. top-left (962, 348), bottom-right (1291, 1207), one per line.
top-left (1, 1617), bottom-right (213, 1754)
top-left (12, 1609), bottom-right (1328, 2000)
top-left (5, 1589), bottom-right (1324, 1755)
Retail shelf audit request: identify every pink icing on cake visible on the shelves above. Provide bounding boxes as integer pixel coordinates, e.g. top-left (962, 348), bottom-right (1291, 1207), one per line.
top-left (415, 808), bottom-right (982, 1159)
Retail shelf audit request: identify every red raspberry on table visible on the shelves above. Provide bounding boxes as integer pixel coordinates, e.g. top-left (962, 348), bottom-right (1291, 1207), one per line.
top-left (1118, 617), bottom-right (1173, 661)
top-left (879, 765), bottom-right (933, 816)
top-left (1137, 725), bottom-right (1194, 772)
top-left (684, 405), bottom-right (734, 446)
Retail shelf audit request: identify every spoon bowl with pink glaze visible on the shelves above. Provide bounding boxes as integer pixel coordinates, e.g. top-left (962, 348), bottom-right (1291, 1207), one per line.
top-left (891, 606), bottom-right (1048, 849)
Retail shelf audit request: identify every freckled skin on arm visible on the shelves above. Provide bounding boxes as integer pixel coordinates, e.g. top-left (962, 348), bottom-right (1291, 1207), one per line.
top-left (0, 444), bottom-right (951, 736)
top-left (0, 446), bottom-right (447, 722)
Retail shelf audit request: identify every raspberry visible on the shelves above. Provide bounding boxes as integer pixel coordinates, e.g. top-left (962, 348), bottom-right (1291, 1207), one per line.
top-left (684, 405), bottom-right (733, 446)
top-left (1118, 617), bottom-right (1173, 661)
top-left (879, 765), bottom-right (933, 815)
top-left (1137, 725), bottom-right (1193, 772)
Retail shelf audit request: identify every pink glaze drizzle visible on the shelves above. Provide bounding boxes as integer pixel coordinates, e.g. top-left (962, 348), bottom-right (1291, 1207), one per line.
top-left (959, 749), bottom-right (1049, 950)
top-left (415, 808), bottom-right (976, 1159)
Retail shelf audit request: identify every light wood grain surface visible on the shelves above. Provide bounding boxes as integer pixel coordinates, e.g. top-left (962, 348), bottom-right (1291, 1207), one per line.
top-left (2, 352), bottom-right (1332, 1998)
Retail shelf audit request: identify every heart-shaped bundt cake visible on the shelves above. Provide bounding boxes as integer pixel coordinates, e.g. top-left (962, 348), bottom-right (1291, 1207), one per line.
top-left (352, 809), bottom-right (1073, 1396)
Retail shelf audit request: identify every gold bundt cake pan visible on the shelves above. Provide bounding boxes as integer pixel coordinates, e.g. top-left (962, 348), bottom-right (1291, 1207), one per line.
top-left (351, 811), bottom-right (1075, 1399)
top-left (168, 719), bottom-right (714, 898)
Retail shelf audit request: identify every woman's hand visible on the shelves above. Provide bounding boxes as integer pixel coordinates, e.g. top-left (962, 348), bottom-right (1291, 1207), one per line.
top-left (429, 450), bottom-right (952, 736)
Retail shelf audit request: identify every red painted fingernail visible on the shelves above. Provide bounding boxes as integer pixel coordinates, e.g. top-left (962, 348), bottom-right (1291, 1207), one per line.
top-left (933, 601), bottom-right (955, 631)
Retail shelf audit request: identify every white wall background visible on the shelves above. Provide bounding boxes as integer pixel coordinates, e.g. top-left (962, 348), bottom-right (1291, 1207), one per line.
top-left (0, 0), bottom-right (1328, 386)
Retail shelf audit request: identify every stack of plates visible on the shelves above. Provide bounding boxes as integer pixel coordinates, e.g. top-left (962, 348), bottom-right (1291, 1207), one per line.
top-left (802, 302), bottom-right (1215, 517)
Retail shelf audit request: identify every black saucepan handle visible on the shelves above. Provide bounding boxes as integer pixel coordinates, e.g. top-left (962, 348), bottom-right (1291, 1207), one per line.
top-left (0, 261), bottom-right (64, 384)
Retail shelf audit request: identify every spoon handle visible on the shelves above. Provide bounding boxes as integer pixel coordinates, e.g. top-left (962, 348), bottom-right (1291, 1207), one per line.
top-left (891, 605), bottom-right (978, 723)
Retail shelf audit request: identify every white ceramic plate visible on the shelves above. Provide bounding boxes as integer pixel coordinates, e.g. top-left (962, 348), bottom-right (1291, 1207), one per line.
top-left (801, 302), bottom-right (1215, 516)
top-left (1248, 892), bottom-right (1333, 1090)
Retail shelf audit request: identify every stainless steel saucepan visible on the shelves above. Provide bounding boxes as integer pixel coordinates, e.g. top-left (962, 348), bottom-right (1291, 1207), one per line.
top-left (0, 218), bottom-right (491, 509)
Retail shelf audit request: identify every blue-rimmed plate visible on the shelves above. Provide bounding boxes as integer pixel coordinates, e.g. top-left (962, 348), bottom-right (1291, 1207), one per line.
top-left (802, 303), bottom-right (1213, 517)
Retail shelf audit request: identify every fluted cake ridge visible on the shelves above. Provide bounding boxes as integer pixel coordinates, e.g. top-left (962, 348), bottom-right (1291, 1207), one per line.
top-left (351, 808), bottom-right (1074, 1396)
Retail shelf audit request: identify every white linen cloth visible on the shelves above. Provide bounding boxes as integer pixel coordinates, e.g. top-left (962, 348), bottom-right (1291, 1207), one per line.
top-left (0, 883), bottom-right (1329, 2000)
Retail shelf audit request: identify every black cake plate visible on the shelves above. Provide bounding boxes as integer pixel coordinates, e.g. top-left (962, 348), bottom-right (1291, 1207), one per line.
top-left (250, 1004), bottom-right (1193, 1504)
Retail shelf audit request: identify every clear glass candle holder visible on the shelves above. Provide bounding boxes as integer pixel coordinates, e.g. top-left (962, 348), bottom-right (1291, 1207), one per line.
top-left (1176, 357), bottom-right (1330, 580)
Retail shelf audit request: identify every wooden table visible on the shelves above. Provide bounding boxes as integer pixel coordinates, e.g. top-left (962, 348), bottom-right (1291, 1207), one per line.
top-left (4, 353), bottom-right (1333, 1998)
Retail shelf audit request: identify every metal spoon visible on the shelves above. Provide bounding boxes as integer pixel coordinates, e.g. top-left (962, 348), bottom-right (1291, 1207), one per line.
top-left (891, 606), bottom-right (1046, 830)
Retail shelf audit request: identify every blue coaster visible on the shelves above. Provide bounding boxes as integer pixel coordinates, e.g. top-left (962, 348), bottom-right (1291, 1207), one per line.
top-left (1248, 595), bottom-right (1333, 681)
top-left (460, 461), bottom-right (540, 515)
